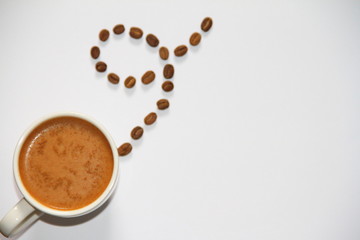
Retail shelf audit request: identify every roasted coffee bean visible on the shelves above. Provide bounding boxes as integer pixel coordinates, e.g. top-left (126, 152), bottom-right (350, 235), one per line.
top-left (163, 64), bottom-right (174, 79)
top-left (174, 45), bottom-right (188, 57)
top-left (99, 29), bottom-right (110, 41)
top-left (144, 112), bottom-right (157, 125)
top-left (90, 46), bottom-right (100, 59)
top-left (141, 71), bottom-right (155, 84)
top-left (157, 99), bottom-right (170, 110)
top-left (118, 142), bottom-right (132, 156)
top-left (159, 47), bottom-right (169, 60)
top-left (113, 24), bottom-right (125, 34)
top-left (201, 17), bottom-right (213, 32)
top-left (189, 32), bottom-right (201, 46)
top-left (124, 76), bottom-right (136, 88)
top-left (146, 34), bottom-right (159, 47)
top-left (95, 61), bottom-right (107, 72)
top-left (129, 27), bottom-right (143, 39)
top-left (162, 81), bottom-right (174, 92)
top-left (131, 126), bottom-right (144, 140)
top-left (107, 73), bottom-right (120, 84)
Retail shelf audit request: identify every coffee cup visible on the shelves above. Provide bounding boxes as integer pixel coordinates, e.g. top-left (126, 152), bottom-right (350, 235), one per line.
top-left (0, 112), bottom-right (119, 238)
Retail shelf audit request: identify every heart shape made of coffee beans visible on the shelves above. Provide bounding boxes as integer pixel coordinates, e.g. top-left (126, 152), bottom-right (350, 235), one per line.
top-left (90, 17), bottom-right (213, 157)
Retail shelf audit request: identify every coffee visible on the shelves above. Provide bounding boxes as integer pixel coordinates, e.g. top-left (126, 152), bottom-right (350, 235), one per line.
top-left (129, 27), bottom-right (143, 39)
top-left (117, 142), bottom-right (132, 156)
top-left (130, 126), bottom-right (144, 140)
top-left (163, 64), bottom-right (174, 79)
top-left (90, 46), bottom-right (100, 59)
top-left (146, 34), bottom-right (159, 47)
top-left (144, 112), bottom-right (157, 125)
top-left (141, 71), bottom-right (156, 84)
top-left (201, 17), bottom-right (213, 32)
top-left (189, 32), bottom-right (201, 46)
top-left (162, 81), bottom-right (174, 92)
top-left (124, 76), bottom-right (136, 88)
top-left (113, 24), bottom-right (125, 35)
top-left (107, 73), bottom-right (120, 84)
top-left (99, 29), bottom-right (110, 42)
top-left (174, 45), bottom-right (188, 57)
top-left (159, 47), bottom-right (169, 60)
top-left (95, 61), bottom-right (107, 72)
top-left (18, 116), bottom-right (114, 211)
top-left (157, 99), bottom-right (170, 110)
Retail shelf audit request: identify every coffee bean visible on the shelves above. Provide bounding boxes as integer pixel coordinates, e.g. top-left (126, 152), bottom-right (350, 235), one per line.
top-left (129, 27), bottom-right (143, 39)
top-left (174, 45), bottom-right (188, 57)
top-left (118, 142), bottom-right (132, 156)
top-left (162, 81), bottom-right (174, 92)
top-left (146, 34), bottom-right (159, 47)
top-left (90, 46), bottom-right (100, 59)
top-left (107, 73), bottom-right (120, 84)
top-left (163, 64), bottom-right (174, 79)
top-left (99, 29), bottom-right (110, 41)
top-left (141, 71), bottom-right (155, 84)
top-left (95, 61), bottom-right (107, 72)
top-left (144, 112), bottom-right (157, 125)
top-left (159, 47), bottom-right (169, 60)
top-left (113, 24), bottom-right (125, 34)
top-left (157, 99), bottom-right (170, 110)
top-left (189, 32), bottom-right (202, 46)
top-left (201, 17), bottom-right (213, 32)
top-left (131, 126), bottom-right (144, 140)
top-left (124, 76), bottom-right (136, 88)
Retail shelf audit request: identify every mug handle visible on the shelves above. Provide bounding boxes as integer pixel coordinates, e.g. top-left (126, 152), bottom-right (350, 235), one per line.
top-left (0, 198), bottom-right (43, 238)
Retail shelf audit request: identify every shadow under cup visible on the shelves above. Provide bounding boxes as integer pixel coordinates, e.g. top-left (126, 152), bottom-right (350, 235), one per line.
top-left (14, 112), bottom-right (119, 217)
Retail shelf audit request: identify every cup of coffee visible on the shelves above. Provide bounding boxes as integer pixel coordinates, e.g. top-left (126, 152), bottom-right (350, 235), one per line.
top-left (0, 112), bottom-right (119, 238)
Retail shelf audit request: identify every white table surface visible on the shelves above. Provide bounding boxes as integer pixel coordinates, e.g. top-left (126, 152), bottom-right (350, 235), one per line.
top-left (0, 0), bottom-right (359, 239)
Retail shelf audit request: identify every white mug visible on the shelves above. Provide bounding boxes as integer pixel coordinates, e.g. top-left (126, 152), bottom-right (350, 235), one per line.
top-left (0, 112), bottom-right (119, 238)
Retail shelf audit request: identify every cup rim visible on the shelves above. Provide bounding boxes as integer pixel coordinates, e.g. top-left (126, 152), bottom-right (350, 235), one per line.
top-left (13, 112), bottom-right (119, 217)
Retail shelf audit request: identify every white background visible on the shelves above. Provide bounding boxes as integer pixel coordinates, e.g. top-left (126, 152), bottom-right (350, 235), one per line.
top-left (0, 0), bottom-right (359, 239)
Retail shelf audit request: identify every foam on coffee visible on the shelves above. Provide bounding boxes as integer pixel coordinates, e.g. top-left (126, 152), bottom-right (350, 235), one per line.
top-left (19, 116), bottom-right (114, 211)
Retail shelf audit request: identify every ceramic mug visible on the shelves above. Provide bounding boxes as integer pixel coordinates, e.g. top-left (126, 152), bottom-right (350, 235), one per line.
top-left (0, 112), bottom-right (119, 238)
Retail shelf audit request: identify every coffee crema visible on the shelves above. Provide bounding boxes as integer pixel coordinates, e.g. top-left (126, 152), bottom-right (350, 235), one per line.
top-left (19, 116), bottom-right (114, 211)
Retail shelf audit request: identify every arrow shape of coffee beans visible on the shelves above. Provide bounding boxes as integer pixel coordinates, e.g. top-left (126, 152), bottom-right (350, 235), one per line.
top-left (90, 17), bottom-right (213, 157)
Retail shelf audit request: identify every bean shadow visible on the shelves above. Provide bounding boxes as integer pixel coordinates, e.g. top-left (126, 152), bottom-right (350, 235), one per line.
top-left (158, 57), bottom-right (167, 66)
top-left (94, 70), bottom-right (106, 80)
top-left (156, 108), bottom-right (170, 118)
top-left (98, 39), bottom-right (109, 48)
top-left (106, 81), bottom-right (120, 91)
top-left (144, 121), bottom-right (158, 133)
top-left (162, 90), bottom-right (174, 99)
top-left (118, 151), bottom-right (133, 162)
top-left (202, 30), bottom-right (212, 38)
top-left (112, 32), bottom-right (126, 41)
top-left (173, 54), bottom-right (188, 64)
top-left (129, 37), bottom-right (143, 46)
top-left (89, 57), bottom-right (99, 66)
top-left (123, 85), bottom-right (136, 97)
top-left (145, 44), bottom-right (158, 55)
top-left (189, 43), bottom-right (202, 53)
top-left (131, 137), bottom-right (144, 148)
top-left (140, 81), bottom-right (155, 92)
